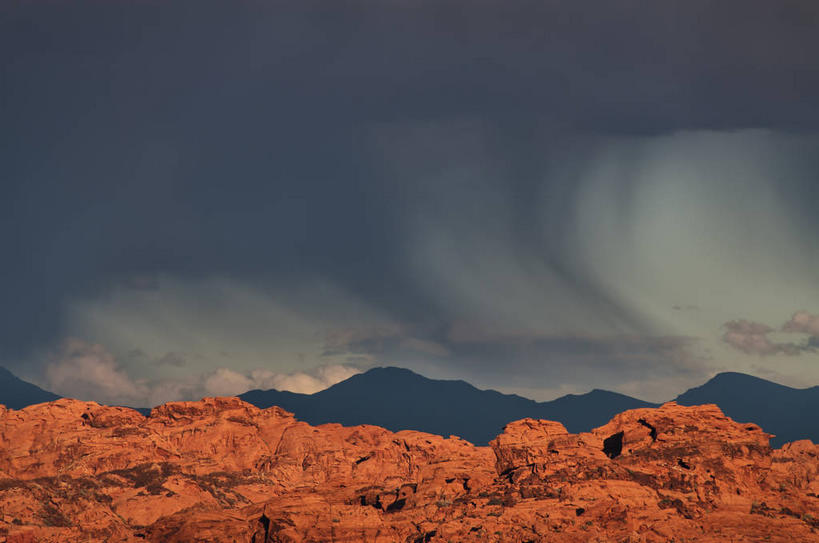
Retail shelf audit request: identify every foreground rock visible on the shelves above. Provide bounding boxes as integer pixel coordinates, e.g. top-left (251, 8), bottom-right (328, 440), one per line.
top-left (0, 398), bottom-right (816, 542)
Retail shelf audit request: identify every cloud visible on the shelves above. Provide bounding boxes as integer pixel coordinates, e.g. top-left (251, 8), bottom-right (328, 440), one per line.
top-left (319, 323), bottom-right (706, 402)
top-left (0, 0), bottom-right (818, 404)
top-left (5, 1), bottom-right (819, 136)
top-left (672, 305), bottom-right (700, 312)
top-left (155, 352), bottom-right (188, 367)
top-left (447, 322), bottom-right (545, 344)
top-left (42, 338), bottom-right (361, 406)
top-left (323, 325), bottom-right (450, 360)
top-left (121, 348), bottom-right (189, 368)
top-left (61, 276), bottom-right (393, 377)
top-left (722, 314), bottom-right (818, 356)
top-left (8, 129), bottom-right (818, 402)
top-left (249, 365), bottom-right (362, 395)
top-left (121, 274), bottom-right (160, 291)
top-left (323, 325), bottom-right (409, 356)
top-left (722, 320), bottom-right (787, 356)
top-left (203, 368), bottom-right (253, 397)
top-left (783, 311), bottom-right (819, 336)
top-left (397, 338), bottom-right (451, 358)
top-left (46, 338), bottom-right (147, 405)
top-left (160, 364), bottom-right (362, 402)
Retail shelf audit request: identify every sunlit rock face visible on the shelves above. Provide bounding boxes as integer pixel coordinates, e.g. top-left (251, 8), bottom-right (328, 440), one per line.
top-left (0, 399), bottom-right (818, 542)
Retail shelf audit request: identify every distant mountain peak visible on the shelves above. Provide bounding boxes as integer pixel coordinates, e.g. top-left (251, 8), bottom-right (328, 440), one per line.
top-left (240, 365), bottom-right (654, 444)
top-left (4, 364), bottom-right (819, 448)
top-left (676, 371), bottom-right (819, 446)
top-left (352, 366), bottom-right (428, 380)
top-left (0, 366), bottom-right (60, 410)
top-left (364, 366), bottom-right (420, 375)
top-left (710, 371), bottom-right (784, 382)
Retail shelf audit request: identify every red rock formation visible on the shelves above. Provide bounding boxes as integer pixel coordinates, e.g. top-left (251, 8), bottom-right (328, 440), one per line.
top-left (0, 398), bottom-right (817, 542)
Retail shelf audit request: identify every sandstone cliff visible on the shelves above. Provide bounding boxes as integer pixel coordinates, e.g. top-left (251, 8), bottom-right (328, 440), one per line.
top-left (0, 398), bottom-right (817, 542)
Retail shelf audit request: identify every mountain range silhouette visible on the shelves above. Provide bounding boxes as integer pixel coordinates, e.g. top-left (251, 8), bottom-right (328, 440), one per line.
top-left (2, 366), bottom-right (816, 446)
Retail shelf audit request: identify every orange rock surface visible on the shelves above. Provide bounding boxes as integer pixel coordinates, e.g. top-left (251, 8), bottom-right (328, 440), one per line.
top-left (0, 398), bottom-right (817, 542)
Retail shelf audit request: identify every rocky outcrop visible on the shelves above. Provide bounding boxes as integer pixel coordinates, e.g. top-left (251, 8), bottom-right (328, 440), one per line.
top-left (0, 398), bottom-right (817, 542)
top-left (490, 402), bottom-right (819, 541)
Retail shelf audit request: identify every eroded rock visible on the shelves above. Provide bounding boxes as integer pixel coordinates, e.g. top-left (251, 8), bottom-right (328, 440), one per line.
top-left (0, 398), bottom-right (816, 542)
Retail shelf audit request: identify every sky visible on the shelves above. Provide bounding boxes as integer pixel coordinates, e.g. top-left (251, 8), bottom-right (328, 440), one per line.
top-left (2, 0), bottom-right (819, 406)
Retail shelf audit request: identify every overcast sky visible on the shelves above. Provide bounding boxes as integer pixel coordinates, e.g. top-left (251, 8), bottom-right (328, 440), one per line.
top-left (2, 0), bottom-right (819, 406)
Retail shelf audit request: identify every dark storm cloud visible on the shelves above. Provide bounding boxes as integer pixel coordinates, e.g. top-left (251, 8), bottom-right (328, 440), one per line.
top-left (3, 0), bottom-right (819, 133)
top-left (2, 0), bottom-right (819, 383)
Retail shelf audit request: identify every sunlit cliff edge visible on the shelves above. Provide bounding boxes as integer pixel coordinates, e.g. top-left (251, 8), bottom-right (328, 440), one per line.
top-left (1, 398), bottom-right (818, 542)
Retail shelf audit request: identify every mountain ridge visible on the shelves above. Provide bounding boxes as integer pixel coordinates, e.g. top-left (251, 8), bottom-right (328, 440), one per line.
top-left (674, 370), bottom-right (819, 446)
top-left (240, 366), bottom-right (660, 444)
top-left (2, 365), bottom-right (818, 446)
top-left (0, 366), bottom-right (60, 410)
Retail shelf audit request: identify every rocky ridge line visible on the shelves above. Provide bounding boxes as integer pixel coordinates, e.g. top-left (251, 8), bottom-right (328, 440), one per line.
top-left (0, 398), bottom-right (817, 542)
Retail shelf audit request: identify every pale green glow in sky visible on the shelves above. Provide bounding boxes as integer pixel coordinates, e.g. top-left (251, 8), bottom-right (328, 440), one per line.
top-left (38, 129), bottom-right (819, 404)
top-left (569, 130), bottom-right (819, 388)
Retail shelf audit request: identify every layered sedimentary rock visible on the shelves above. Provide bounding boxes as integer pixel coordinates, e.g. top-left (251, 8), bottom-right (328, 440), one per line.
top-left (0, 398), bottom-right (817, 542)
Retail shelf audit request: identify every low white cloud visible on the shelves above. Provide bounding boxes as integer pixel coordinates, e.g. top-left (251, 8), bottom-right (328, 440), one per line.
top-left (42, 338), bottom-right (361, 406)
top-left (46, 338), bottom-right (147, 405)
top-left (249, 365), bottom-right (361, 394)
top-left (62, 276), bottom-right (392, 377)
top-left (203, 368), bottom-right (253, 396)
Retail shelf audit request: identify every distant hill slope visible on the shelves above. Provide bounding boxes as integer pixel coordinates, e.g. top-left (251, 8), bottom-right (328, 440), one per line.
top-left (536, 388), bottom-right (661, 434)
top-left (241, 367), bottom-right (658, 445)
top-left (5, 365), bottom-right (818, 447)
top-left (0, 366), bottom-right (151, 415)
top-left (675, 371), bottom-right (819, 447)
top-left (0, 366), bottom-right (60, 410)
